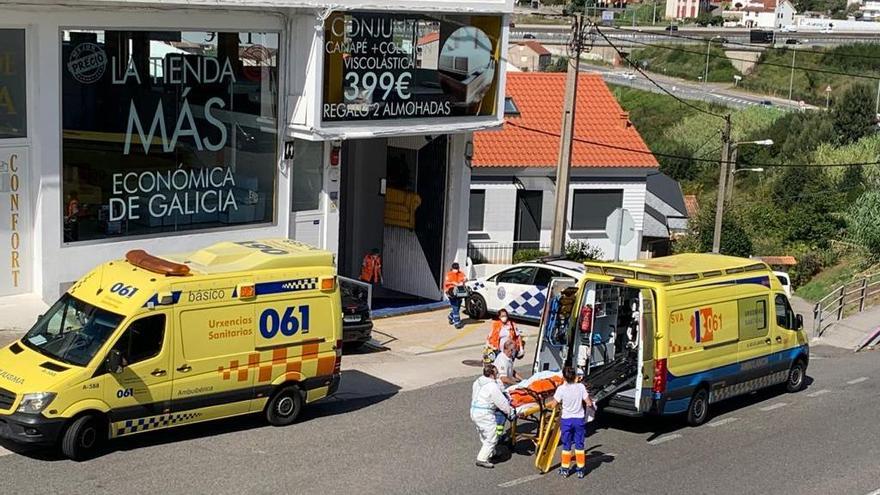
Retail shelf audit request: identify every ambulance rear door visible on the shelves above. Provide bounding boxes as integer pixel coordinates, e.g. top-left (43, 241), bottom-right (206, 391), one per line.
top-left (635, 288), bottom-right (656, 413)
top-left (533, 278), bottom-right (582, 374)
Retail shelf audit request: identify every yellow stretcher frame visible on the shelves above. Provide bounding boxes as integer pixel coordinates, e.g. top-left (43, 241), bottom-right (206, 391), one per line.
top-left (509, 398), bottom-right (562, 474)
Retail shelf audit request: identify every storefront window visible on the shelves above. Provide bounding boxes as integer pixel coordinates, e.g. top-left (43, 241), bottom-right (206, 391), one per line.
top-left (0, 29), bottom-right (27, 139)
top-left (291, 140), bottom-right (323, 212)
top-left (61, 30), bottom-right (279, 242)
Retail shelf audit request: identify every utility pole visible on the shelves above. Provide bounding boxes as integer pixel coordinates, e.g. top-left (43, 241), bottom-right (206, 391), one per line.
top-left (712, 115), bottom-right (732, 254)
top-left (652, 0), bottom-right (657, 25)
top-left (875, 79), bottom-right (879, 117)
top-left (550, 10), bottom-right (590, 256)
top-left (787, 48), bottom-right (796, 102)
top-left (725, 147), bottom-right (740, 203)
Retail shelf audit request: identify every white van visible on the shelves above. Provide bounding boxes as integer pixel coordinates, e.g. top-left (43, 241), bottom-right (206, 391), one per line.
top-left (774, 271), bottom-right (792, 297)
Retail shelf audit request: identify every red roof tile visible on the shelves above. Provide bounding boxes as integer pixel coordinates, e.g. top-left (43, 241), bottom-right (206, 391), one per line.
top-left (517, 40), bottom-right (551, 56)
top-left (756, 256), bottom-right (798, 266)
top-left (418, 32), bottom-right (440, 45)
top-left (474, 72), bottom-right (659, 168)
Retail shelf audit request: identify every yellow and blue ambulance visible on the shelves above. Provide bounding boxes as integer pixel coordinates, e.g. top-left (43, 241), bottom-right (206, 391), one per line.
top-left (0, 239), bottom-right (342, 460)
top-left (533, 253), bottom-right (810, 425)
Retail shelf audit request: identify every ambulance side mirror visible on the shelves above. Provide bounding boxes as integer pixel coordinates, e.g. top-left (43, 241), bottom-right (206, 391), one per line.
top-left (106, 349), bottom-right (125, 374)
top-left (795, 314), bottom-right (804, 331)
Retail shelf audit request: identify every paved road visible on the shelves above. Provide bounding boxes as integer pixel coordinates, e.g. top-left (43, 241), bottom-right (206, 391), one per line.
top-left (1, 345), bottom-right (877, 495)
top-left (581, 62), bottom-right (809, 111)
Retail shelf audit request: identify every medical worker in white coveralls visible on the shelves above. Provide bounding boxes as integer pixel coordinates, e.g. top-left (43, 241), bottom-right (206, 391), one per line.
top-left (470, 364), bottom-right (515, 469)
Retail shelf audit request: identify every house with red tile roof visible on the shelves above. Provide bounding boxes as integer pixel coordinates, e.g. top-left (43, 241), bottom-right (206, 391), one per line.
top-left (508, 41), bottom-right (552, 72)
top-left (468, 72), bottom-right (688, 261)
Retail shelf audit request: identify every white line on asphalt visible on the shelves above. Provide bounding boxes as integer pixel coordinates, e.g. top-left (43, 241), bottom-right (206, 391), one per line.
top-left (0, 447), bottom-right (13, 457)
top-left (648, 434), bottom-right (682, 445)
top-left (498, 474), bottom-right (543, 488)
top-left (760, 402), bottom-right (788, 411)
top-left (807, 389), bottom-right (831, 398)
top-left (847, 377), bottom-right (869, 385)
top-left (707, 417), bottom-right (739, 428)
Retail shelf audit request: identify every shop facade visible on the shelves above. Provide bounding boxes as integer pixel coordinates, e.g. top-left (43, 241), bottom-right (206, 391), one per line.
top-left (0, 0), bottom-right (512, 303)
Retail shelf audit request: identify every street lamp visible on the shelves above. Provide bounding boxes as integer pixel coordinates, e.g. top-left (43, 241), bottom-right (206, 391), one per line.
top-left (712, 136), bottom-right (774, 253)
top-left (703, 35), bottom-right (723, 89)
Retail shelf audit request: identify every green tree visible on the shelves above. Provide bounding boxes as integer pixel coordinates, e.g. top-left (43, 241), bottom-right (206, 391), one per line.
top-left (676, 200), bottom-right (754, 257)
top-left (832, 83), bottom-right (877, 144)
top-left (543, 56), bottom-right (570, 73)
top-left (847, 191), bottom-right (880, 259)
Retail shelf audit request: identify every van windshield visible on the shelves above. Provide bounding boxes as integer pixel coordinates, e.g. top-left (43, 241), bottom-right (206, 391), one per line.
top-left (22, 294), bottom-right (124, 367)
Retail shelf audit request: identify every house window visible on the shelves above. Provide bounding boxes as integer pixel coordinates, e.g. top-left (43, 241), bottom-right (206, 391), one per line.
top-left (504, 97), bottom-right (520, 117)
top-left (291, 140), bottom-right (323, 212)
top-left (61, 30), bottom-right (279, 243)
top-left (571, 189), bottom-right (623, 230)
top-left (469, 189), bottom-right (486, 231)
top-left (0, 29), bottom-right (27, 139)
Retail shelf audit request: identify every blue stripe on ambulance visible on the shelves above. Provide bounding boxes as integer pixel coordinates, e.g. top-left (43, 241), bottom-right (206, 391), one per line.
top-left (658, 345), bottom-right (808, 415)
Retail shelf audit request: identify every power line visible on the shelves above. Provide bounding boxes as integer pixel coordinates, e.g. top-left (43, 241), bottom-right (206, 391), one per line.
top-left (602, 33), bottom-right (880, 81)
top-left (504, 120), bottom-right (880, 168)
top-left (606, 25), bottom-right (880, 62)
top-left (592, 24), bottom-right (729, 120)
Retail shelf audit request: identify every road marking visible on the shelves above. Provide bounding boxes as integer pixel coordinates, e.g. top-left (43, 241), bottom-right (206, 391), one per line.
top-left (0, 446), bottom-right (13, 457)
top-left (648, 434), bottom-right (682, 445)
top-left (807, 389), bottom-right (831, 398)
top-left (707, 417), bottom-right (739, 428)
top-left (498, 474), bottom-right (543, 487)
top-left (760, 402), bottom-right (788, 411)
top-left (430, 324), bottom-right (483, 352)
top-left (847, 377), bottom-right (869, 385)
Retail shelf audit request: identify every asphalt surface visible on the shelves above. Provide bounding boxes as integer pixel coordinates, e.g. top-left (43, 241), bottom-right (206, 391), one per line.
top-left (1, 344), bottom-right (877, 494)
top-left (581, 62), bottom-right (807, 111)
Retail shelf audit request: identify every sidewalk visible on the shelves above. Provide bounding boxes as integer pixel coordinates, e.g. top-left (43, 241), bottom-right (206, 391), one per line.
top-left (0, 293), bottom-right (48, 347)
top-left (812, 304), bottom-right (880, 351)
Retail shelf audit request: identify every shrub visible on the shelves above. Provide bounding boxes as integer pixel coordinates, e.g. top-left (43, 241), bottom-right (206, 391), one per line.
top-left (513, 249), bottom-right (548, 264)
top-left (565, 240), bottom-right (604, 262)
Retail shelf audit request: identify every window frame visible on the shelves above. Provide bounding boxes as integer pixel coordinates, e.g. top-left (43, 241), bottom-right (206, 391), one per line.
top-left (569, 188), bottom-right (624, 232)
top-left (58, 27), bottom-right (283, 246)
top-left (111, 313), bottom-right (167, 367)
top-left (0, 27), bottom-right (29, 144)
top-left (291, 139), bottom-right (325, 213)
top-left (468, 189), bottom-right (486, 232)
top-left (533, 267), bottom-right (565, 287)
top-left (774, 294), bottom-right (796, 330)
top-left (493, 265), bottom-right (537, 285)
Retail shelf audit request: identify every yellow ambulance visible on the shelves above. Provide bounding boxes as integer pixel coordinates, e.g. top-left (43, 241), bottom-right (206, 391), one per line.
top-left (534, 253), bottom-right (810, 426)
top-left (0, 239), bottom-right (342, 460)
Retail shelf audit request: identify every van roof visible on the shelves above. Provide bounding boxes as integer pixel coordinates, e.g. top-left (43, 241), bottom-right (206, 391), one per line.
top-left (163, 239), bottom-right (334, 275)
top-left (583, 253), bottom-right (770, 284)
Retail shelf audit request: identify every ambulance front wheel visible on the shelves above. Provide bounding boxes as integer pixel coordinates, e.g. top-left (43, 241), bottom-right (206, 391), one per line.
top-left (686, 387), bottom-right (710, 426)
top-left (266, 385), bottom-right (304, 426)
top-left (785, 359), bottom-right (807, 393)
top-left (61, 414), bottom-right (106, 461)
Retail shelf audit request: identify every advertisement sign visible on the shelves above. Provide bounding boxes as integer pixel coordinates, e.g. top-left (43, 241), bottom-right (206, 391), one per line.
top-left (0, 29), bottom-right (27, 139)
top-left (322, 12), bottom-right (503, 122)
top-left (61, 30), bottom-right (279, 242)
top-left (0, 147), bottom-right (29, 295)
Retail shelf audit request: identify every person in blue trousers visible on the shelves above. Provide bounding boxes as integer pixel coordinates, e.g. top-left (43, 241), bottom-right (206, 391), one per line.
top-left (548, 366), bottom-right (595, 479)
top-left (444, 262), bottom-right (467, 329)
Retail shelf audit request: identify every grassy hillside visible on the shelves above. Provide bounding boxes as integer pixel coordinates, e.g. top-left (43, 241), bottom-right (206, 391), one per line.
top-left (741, 44), bottom-right (880, 106)
top-left (628, 43), bottom-right (739, 83)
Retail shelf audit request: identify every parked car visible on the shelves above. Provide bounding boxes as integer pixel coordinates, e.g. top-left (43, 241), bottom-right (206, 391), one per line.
top-left (340, 278), bottom-right (373, 348)
top-left (665, 25), bottom-right (679, 31)
top-left (761, 100), bottom-right (773, 107)
top-left (621, 71), bottom-right (636, 80)
top-left (785, 38), bottom-right (800, 45)
top-left (774, 271), bottom-right (793, 297)
top-left (464, 258), bottom-right (585, 321)
top-left (780, 25), bottom-right (797, 33)
top-left (523, 33), bottom-right (536, 39)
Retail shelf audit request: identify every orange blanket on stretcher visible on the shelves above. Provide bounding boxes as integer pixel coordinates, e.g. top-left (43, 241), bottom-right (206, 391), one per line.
top-left (508, 375), bottom-right (565, 408)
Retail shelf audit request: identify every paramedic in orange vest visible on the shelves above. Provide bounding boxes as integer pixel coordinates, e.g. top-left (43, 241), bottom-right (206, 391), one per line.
top-left (359, 249), bottom-right (382, 284)
top-left (444, 262), bottom-right (467, 329)
top-left (483, 309), bottom-right (525, 363)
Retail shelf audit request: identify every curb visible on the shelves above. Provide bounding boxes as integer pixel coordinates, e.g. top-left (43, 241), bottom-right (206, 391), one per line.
top-left (371, 302), bottom-right (448, 319)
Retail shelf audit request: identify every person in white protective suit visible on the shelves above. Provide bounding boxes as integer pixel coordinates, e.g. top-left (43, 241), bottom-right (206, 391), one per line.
top-left (470, 364), bottom-right (515, 469)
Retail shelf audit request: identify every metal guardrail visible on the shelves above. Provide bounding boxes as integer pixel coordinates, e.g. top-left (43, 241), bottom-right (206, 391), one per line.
top-left (812, 272), bottom-right (880, 337)
top-left (467, 241), bottom-right (551, 265)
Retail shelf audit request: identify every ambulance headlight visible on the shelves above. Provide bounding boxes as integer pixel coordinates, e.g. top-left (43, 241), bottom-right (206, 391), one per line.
top-left (17, 392), bottom-right (56, 414)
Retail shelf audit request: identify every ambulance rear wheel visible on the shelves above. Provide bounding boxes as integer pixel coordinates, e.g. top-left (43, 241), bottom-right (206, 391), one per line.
top-left (61, 414), bottom-right (105, 461)
top-left (466, 294), bottom-right (488, 320)
top-left (686, 388), bottom-right (710, 426)
top-left (266, 385), bottom-right (304, 426)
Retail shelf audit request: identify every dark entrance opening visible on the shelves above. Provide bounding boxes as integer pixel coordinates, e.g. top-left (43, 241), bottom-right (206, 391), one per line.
top-left (514, 190), bottom-right (543, 255)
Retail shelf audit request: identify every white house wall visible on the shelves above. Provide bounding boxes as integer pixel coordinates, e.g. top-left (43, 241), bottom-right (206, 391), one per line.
top-left (469, 178), bottom-right (647, 261)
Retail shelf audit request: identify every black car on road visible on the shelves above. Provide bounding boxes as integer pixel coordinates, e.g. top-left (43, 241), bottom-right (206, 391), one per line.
top-left (340, 279), bottom-right (373, 348)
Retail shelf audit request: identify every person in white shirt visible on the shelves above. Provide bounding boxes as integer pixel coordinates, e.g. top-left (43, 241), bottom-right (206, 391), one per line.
top-left (492, 340), bottom-right (522, 387)
top-left (470, 364), bottom-right (514, 469)
top-left (547, 366), bottom-right (595, 479)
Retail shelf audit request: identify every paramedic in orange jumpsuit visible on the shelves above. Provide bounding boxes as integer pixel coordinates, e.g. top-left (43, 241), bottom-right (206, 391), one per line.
top-left (444, 262), bottom-right (467, 329)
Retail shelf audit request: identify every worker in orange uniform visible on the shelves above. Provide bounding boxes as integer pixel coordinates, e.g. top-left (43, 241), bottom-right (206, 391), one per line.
top-left (483, 309), bottom-right (525, 364)
top-left (360, 248), bottom-right (382, 284)
top-left (444, 262), bottom-right (467, 329)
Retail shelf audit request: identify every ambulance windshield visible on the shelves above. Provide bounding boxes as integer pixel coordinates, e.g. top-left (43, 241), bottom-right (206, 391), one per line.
top-left (22, 294), bottom-right (124, 367)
